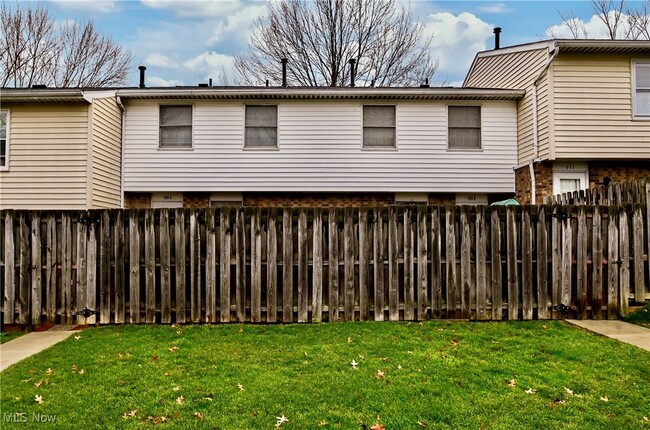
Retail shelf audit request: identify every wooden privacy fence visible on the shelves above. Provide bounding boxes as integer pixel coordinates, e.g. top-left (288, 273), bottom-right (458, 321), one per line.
top-left (547, 176), bottom-right (649, 206)
top-left (1, 205), bottom-right (648, 325)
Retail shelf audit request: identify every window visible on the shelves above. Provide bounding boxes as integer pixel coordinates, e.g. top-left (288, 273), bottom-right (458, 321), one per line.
top-left (448, 106), bottom-right (481, 149)
top-left (363, 105), bottom-right (395, 148)
top-left (151, 193), bottom-right (183, 208)
top-left (633, 60), bottom-right (650, 119)
top-left (159, 105), bottom-right (192, 148)
top-left (0, 110), bottom-right (8, 170)
top-left (245, 105), bottom-right (277, 148)
top-left (552, 162), bottom-right (588, 195)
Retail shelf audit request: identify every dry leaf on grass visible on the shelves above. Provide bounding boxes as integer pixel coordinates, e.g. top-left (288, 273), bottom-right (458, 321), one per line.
top-left (74, 335), bottom-right (82, 340)
top-left (194, 412), bottom-right (204, 420)
top-left (371, 423), bottom-right (385, 430)
top-left (507, 379), bottom-right (516, 388)
top-left (275, 414), bottom-right (289, 428)
top-left (350, 360), bottom-right (359, 369)
top-left (600, 396), bottom-right (609, 402)
top-left (34, 395), bottom-right (44, 405)
top-left (237, 383), bottom-right (244, 391)
top-left (525, 388), bottom-right (537, 394)
top-left (46, 368), bottom-right (53, 375)
top-left (168, 346), bottom-right (179, 353)
top-left (563, 387), bottom-right (574, 395)
top-left (122, 410), bottom-right (138, 419)
top-left (375, 370), bottom-right (385, 379)
top-left (176, 396), bottom-right (184, 404)
top-left (173, 386), bottom-right (180, 391)
top-left (34, 379), bottom-right (43, 388)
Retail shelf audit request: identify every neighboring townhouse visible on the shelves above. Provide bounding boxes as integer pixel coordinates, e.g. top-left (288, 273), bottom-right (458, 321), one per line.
top-left (0, 88), bottom-right (123, 209)
top-left (464, 39), bottom-right (650, 204)
top-left (117, 86), bottom-right (523, 208)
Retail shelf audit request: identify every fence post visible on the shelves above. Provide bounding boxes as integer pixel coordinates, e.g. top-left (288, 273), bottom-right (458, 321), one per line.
top-left (618, 207), bottom-right (630, 317)
top-left (431, 207), bottom-right (442, 320)
top-left (358, 209), bottom-right (370, 321)
top-left (312, 209), bottom-right (323, 323)
top-left (607, 206), bottom-right (619, 319)
top-left (4, 211), bottom-right (15, 324)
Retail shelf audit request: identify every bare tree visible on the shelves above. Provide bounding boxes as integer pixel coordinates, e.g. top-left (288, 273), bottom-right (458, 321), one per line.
top-left (1, 2), bottom-right (133, 88)
top-left (551, 0), bottom-right (649, 40)
top-left (234, 0), bottom-right (438, 87)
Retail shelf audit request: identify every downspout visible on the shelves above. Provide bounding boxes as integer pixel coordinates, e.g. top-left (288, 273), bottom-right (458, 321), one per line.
top-left (116, 96), bottom-right (126, 208)
top-left (529, 43), bottom-right (560, 204)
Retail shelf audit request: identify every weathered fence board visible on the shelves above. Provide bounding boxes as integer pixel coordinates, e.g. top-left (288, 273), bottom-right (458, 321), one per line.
top-left (1, 204), bottom-right (647, 326)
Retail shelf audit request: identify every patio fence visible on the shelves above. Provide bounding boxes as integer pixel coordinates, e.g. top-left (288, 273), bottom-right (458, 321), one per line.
top-left (546, 176), bottom-right (649, 206)
top-left (1, 204), bottom-right (648, 325)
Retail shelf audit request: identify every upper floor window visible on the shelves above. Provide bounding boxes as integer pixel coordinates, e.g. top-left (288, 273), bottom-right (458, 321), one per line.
top-left (363, 105), bottom-right (395, 148)
top-left (245, 105), bottom-right (277, 148)
top-left (159, 105), bottom-right (192, 148)
top-left (633, 60), bottom-right (650, 119)
top-left (448, 106), bottom-right (481, 149)
top-left (0, 110), bottom-right (8, 170)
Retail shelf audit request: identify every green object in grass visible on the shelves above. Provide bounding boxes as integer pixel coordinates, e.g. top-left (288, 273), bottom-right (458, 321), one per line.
top-left (0, 322), bottom-right (648, 429)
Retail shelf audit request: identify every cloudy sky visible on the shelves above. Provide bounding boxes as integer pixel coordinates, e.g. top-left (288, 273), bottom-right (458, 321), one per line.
top-left (42, 0), bottom-right (644, 87)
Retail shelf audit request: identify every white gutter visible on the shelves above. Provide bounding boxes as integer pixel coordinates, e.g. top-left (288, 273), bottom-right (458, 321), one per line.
top-left (529, 43), bottom-right (560, 204)
top-left (116, 96), bottom-right (126, 209)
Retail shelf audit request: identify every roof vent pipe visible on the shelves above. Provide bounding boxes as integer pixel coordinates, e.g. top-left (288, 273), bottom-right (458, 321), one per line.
top-left (349, 58), bottom-right (356, 87)
top-left (281, 58), bottom-right (288, 87)
top-left (209, 78), bottom-right (212, 87)
top-left (138, 65), bottom-right (146, 88)
top-left (420, 78), bottom-right (430, 88)
top-left (493, 27), bottom-right (502, 50)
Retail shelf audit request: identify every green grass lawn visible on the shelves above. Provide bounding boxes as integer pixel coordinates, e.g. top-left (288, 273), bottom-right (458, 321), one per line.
top-left (626, 303), bottom-right (650, 329)
top-left (0, 330), bottom-right (25, 344)
top-left (1, 321), bottom-right (648, 429)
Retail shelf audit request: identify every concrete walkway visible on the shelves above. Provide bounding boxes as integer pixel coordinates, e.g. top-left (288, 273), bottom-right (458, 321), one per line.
top-left (0, 325), bottom-right (78, 372)
top-left (567, 320), bottom-right (650, 352)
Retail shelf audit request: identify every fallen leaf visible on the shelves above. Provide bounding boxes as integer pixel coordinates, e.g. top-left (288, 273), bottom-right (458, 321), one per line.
top-left (194, 412), bottom-right (204, 420)
top-left (375, 370), bottom-right (385, 379)
top-left (165, 372), bottom-right (172, 376)
top-left (176, 330), bottom-right (183, 335)
top-left (600, 396), bottom-right (609, 402)
top-left (507, 379), bottom-right (516, 388)
top-left (204, 397), bottom-right (213, 401)
top-left (173, 386), bottom-right (180, 391)
top-left (525, 388), bottom-right (537, 394)
top-left (238, 327), bottom-right (244, 333)
top-left (418, 322), bottom-right (424, 327)
top-left (407, 351), bottom-right (414, 355)
top-left (358, 354), bottom-right (365, 360)
top-left (319, 421), bottom-right (328, 426)
top-left (34, 395), bottom-right (44, 405)
top-left (350, 360), bottom-right (359, 369)
top-left (71, 364), bottom-right (78, 373)
top-left (452, 338), bottom-right (459, 346)
top-left (237, 383), bottom-right (244, 391)
top-left (397, 364), bottom-right (403, 370)
top-left (347, 337), bottom-right (353, 343)
top-left (176, 396), bottom-right (184, 404)
top-left (34, 379), bottom-right (43, 388)
top-left (417, 421), bottom-right (427, 427)
top-left (151, 356), bottom-right (159, 362)
top-left (74, 335), bottom-right (81, 340)
top-left (275, 414), bottom-right (289, 427)
top-left (169, 346), bottom-right (179, 353)
top-left (122, 410), bottom-right (138, 419)
top-left (46, 368), bottom-right (53, 375)
top-left (21, 378), bottom-right (33, 383)
top-left (79, 369), bottom-right (85, 375)
top-left (644, 416), bottom-right (649, 422)
top-left (564, 387), bottom-right (574, 395)
top-left (371, 423), bottom-right (385, 430)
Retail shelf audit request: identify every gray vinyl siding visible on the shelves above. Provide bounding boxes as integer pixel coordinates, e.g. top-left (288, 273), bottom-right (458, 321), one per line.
top-left (91, 97), bottom-right (122, 208)
top-left (123, 99), bottom-right (517, 193)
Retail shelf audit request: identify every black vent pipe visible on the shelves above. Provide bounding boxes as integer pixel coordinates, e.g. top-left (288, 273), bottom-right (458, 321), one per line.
top-left (281, 58), bottom-right (288, 87)
top-left (349, 58), bottom-right (356, 87)
top-left (493, 27), bottom-right (502, 50)
top-left (138, 65), bottom-right (146, 88)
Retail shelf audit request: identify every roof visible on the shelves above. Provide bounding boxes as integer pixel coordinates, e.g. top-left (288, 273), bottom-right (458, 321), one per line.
top-left (0, 88), bottom-right (121, 103)
top-left (464, 38), bottom-right (650, 86)
top-left (115, 87), bottom-right (524, 101)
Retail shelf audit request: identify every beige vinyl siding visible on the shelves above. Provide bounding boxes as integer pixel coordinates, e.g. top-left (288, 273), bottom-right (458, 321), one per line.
top-left (0, 103), bottom-right (89, 209)
top-left (123, 100), bottom-right (517, 193)
top-left (91, 97), bottom-right (122, 208)
top-left (465, 48), bottom-right (550, 164)
top-left (553, 54), bottom-right (650, 159)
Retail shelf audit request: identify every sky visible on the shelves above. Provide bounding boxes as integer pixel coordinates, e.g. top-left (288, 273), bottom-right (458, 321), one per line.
top-left (36, 0), bottom-right (646, 87)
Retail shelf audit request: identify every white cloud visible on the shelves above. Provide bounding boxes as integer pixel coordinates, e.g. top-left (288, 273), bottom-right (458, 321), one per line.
top-left (142, 0), bottom-right (249, 19)
top-left (145, 53), bottom-right (179, 69)
top-left (424, 12), bottom-right (493, 84)
top-left (184, 51), bottom-right (235, 72)
top-left (477, 3), bottom-right (511, 14)
top-left (147, 76), bottom-right (184, 87)
top-left (206, 4), bottom-right (266, 45)
top-left (50, 0), bottom-right (119, 13)
top-left (546, 11), bottom-right (639, 39)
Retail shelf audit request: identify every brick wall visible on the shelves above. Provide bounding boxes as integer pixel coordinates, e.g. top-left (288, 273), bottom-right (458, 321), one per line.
top-left (514, 162), bottom-right (553, 204)
top-left (183, 193), bottom-right (210, 209)
top-left (124, 192), bottom-right (151, 209)
top-left (427, 194), bottom-right (455, 205)
top-left (588, 161), bottom-right (650, 188)
top-left (243, 192), bottom-right (396, 207)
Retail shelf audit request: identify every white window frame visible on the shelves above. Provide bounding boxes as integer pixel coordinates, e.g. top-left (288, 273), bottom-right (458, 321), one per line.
top-left (209, 192), bottom-right (243, 208)
top-left (447, 105), bottom-right (482, 151)
top-left (362, 105), bottom-right (397, 150)
top-left (0, 109), bottom-right (9, 171)
top-left (552, 162), bottom-right (589, 195)
top-left (244, 104), bottom-right (278, 150)
top-left (158, 104), bottom-right (194, 150)
top-left (632, 59), bottom-right (650, 120)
